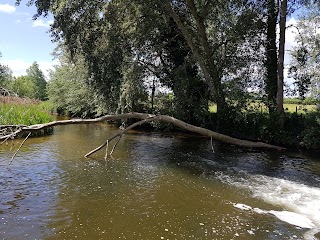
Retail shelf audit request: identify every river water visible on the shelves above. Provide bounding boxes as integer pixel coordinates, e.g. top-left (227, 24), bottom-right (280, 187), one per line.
top-left (0, 123), bottom-right (320, 240)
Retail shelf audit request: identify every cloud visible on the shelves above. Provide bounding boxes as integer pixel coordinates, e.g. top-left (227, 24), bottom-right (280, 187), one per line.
top-left (282, 17), bottom-right (298, 90)
top-left (1, 59), bottom-right (30, 77)
top-left (32, 19), bottom-right (54, 28)
top-left (38, 60), bottom-right (58, 79)
top-left (0, 3), bottom-right (16, 14)
top-left (285, 17), bottom-right (298, 51)
top-left (0, 59), bottom-right (58, 79)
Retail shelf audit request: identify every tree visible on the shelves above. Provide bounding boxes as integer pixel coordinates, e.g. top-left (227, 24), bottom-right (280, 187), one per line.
top-left (0, 52), bottom-right (7, 85)
top-left (26, 62), bottom-right (47, 100)
top-left (48, 46), bottom-right (110, 117)
top-left (9, 75), bottom-right (36, 98)
top-left (0, 65), bottom-right (14, 87)
top-left (158, 17), bottom-right (209, 125)
top-left (264, 0), bottom-right (320, 113)
top-left (265, 0), bottom-right (279, 113)
top-left (162, 0), bottom-right (264, 115)
top-left (277, 0), bottom-right (288, 113)
top-left (16, 0), bottom-right (265, 116)
top-left (288, 5), bottom-right (320, 101)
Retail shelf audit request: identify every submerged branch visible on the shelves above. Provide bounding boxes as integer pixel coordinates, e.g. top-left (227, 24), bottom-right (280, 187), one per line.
top-left (9, 132), bottom-right (31, 165)
top-left (84, 117), bottom-right (156, 158)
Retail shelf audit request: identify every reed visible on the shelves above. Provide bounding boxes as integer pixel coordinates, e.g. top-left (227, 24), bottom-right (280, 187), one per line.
top-left (0, 96), bottom-right (52, 125)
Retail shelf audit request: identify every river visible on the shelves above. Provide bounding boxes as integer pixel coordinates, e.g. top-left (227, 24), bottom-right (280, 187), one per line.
top-left (1, 123), bottom-right (320, 239)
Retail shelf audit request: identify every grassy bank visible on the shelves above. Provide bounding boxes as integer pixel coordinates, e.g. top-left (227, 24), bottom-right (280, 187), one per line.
top-left (0, 96), bottom-right (53, 125)
top-left (209, 102), bottom-right (317, 114)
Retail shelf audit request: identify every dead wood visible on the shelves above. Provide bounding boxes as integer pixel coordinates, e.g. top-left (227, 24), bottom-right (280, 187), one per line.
top-left (9, 132), bottom-right (31, 165)
top-left (0, 112), bottom-right (285, 159)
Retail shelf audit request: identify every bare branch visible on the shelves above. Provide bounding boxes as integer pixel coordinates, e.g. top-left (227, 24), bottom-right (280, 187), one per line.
top-left (9, 132), bottom-right (31, 165)
top-left (1, 112), bottom-right (285, 160)
top-left (104, 140), bottom-right (109, 160)
top-left (110, 135), bottom-right (122, 156)
top-left (85, 116), bottom-right (157, 158)
top-left (163, 0), bottom-right (215, 94)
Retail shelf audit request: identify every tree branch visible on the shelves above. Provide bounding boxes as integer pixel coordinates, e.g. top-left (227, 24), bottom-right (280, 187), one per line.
top-left (163, 0), bottom-right (215, 94)
top-left (1, 112), bottom-right (285, 160)
top-left (186, 0), bottom-right (211, 55)
top-left (9, 132), bottom-right (31, 165)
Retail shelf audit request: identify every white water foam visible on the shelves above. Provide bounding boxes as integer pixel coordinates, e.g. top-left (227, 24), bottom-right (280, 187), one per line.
top-left (234, 203), bottom-right (316, 229)
top-left (216, 171), bottom-right (320, 231)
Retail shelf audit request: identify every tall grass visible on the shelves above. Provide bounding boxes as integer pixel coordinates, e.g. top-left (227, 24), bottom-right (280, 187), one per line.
top-left (0, 96), bottom-right (53, 125)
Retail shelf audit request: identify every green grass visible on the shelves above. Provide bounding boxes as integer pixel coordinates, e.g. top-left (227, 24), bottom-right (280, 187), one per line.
top-left (283, 104), bottom-right (316, 114)
top-left (0, 97), bottom-right (53, 125)
top-left (209, 102), bottom-right (317, 114)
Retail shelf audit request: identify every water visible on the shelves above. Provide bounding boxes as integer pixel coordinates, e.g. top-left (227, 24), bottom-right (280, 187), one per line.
top-left (1, 123), bottom-right (320, 239)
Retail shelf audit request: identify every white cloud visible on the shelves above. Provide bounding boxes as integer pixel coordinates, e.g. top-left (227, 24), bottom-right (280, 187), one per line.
top-left (38, 60), bottom-right (58, 79)
top-left (1, 59), bottom-right (30, 77)
top-left (284, 17), bottom-right (299, 67)
top-left (32, 19), bottom-right (54, 28)
top-left (281, 17), bottom-right (298, 90)
top-left (0, 4), bottom-right (16, 14)
top-left (285, 17), bottom-right (298, 51)
top-left (0, 59), bottom-right (58, 79)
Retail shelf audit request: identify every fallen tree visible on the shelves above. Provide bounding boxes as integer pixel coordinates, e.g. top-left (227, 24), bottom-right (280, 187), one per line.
top-left (1, 112), bottom-right (285, 160)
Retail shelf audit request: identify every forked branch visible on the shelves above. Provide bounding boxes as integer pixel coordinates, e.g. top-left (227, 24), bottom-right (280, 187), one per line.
top-left (1, 112), bottom-right (285, 160)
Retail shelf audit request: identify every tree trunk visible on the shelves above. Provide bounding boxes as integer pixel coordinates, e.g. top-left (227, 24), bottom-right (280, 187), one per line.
top-left (266, 0), bottom-right (279, 113)
top-left (277, 0), bottom-right (287, 114)
top-left (1, 112), bottom-right (285, 156)
top-left (163, 0), bottom-right (227, 114)
top-left (151, 77), bottom-right (155, 112)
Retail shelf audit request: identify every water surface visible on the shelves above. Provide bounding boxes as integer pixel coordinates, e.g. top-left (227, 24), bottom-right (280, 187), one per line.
top-left (1, 123), bottom-right (320, 239)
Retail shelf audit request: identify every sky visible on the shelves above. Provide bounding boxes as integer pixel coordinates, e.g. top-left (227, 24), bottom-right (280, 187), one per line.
top-left (0, 1), bottom-right (57, 79)
top-left (0, 1), bottom-right (299, 84)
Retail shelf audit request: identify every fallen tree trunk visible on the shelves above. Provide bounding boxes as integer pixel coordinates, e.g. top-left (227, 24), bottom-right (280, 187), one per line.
top-left (1, 112), bottom-right (285, 158)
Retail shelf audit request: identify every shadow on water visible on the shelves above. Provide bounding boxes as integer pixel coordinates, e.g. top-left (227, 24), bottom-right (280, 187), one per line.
top-left (1, 123), bottom-right (320, 239)
top-left (128, 132), bottom-right (320, 189)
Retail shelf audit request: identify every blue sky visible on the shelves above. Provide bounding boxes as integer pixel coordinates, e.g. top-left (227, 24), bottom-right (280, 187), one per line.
top-left (0, 1), bottom-right (57, 78)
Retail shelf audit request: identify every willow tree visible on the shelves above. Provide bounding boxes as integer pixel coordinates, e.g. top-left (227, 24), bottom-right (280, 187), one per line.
top-left (161, 0), bottom-right (265, 115)
top-left (17, 0), bottom-right (265, 116)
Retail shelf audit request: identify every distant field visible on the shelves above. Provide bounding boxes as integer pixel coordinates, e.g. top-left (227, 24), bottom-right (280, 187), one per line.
top-left (283, 104), bottom-right (316, 113)
top-left (209, 103), bottom-right (317, 114)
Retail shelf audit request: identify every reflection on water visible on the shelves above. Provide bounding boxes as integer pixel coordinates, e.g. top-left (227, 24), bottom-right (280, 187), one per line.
top-left (1, 123), bottom-right (320, 239)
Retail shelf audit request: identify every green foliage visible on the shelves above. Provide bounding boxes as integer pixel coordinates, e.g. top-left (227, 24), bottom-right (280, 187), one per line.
top-left (289, 5), bottom-right (320, 100)
top-left (9, 76), bottom-right (36, 98)
top-left (0, 53), bottom-right (14, 87)
top-left (13, 0), bottom-right (320, 150)
top-left (284, 97), bottom-right (318, 105)
top-left (47, 49), bottom-right (111, 118)
top-left (2, 62), bottom-right (47, 100)
top-left (117, 64), bottom-right (148, 114)
top-left (0, 101), bottom-right (52, 125)
top-left (207, 109), bottom-right (320, 149)
top-left (26, 62), bottom-right (47, 100)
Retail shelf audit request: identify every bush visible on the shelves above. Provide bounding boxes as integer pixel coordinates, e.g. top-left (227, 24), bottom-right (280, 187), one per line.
top-left (207, 109), bottom-right (320, 150)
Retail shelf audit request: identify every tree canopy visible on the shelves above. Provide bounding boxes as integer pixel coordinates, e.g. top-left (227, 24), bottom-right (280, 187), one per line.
top-left (12, 0), bottom-right (320, 146)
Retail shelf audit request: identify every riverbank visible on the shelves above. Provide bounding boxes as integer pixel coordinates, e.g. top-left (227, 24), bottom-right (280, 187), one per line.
top-left (0, 96), bottom-right (54, 137)
top-left (206, 110), bottom-right (320, 151)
